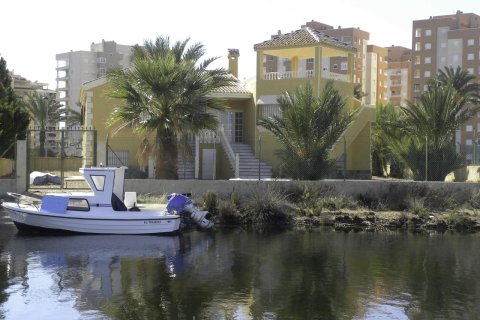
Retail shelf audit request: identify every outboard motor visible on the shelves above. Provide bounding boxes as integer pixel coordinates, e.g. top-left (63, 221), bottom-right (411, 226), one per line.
top-left (166, 193), bottom-right (214, 229)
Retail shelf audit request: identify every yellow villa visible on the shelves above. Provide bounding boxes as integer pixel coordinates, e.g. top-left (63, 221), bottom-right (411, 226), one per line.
top-left (81, 27), bottom-right (375, 180)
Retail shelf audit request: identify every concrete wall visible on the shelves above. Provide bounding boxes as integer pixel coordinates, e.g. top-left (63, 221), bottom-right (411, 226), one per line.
top-left (125, 178), bottom-right (480, 202)
top-left (0, 179), bottom-right (16, 195)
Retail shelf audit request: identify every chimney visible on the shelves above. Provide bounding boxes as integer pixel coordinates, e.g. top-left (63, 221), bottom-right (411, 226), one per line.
top-left (228, 49), bottom-right (240, 78)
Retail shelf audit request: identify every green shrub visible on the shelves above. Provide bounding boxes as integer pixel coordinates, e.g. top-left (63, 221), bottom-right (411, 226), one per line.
top-left (468, 190), bottom-right (480, 209)
top-left (202, 191), bottom-right (219, 216)
top-left (137, 193), bottom-right (167, 204)
top-left (406, 197), bottom-right (428, 218)
top-left (218, 200), bottom-right (242, 225)
top-left (242, 185), bottom-right (292, 224)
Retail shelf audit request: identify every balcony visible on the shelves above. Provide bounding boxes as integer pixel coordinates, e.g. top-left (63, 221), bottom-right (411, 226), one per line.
top-left (264, 70), bottom-right (314, 80)
top-left (263, 70), bottom-right (349, 82)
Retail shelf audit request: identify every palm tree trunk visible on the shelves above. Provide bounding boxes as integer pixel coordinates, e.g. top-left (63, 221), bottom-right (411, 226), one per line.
top-left (154, 129), bottom-right (178, 179)
top-left (40, 129), bottom-right (46, 157)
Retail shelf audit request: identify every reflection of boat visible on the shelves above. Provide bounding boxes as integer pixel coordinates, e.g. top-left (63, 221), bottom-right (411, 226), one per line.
top-left (1, 167), bottom-right (213, 235)
top-left (4, 234), bottom-right (183, 301)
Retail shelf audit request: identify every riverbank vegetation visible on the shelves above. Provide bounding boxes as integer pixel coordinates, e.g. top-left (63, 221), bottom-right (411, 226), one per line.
top-left (136, 185), bottom-right (480, 233)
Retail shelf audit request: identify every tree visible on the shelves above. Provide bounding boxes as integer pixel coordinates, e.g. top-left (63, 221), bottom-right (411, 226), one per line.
top-left (259, 81), bottom-right (355, 180)
top-left (0, 57), bottom-right (29, 158)
top-left (436, 66), bottom-right (480, 103)
top-left (108, 36), bottom-right (235, 179)
top-left (371, 104), bottom-right (405, 178)
top-left (23, 93), bottom-right (64, 157)
top-left (387, 78), bottom-right (480, 181)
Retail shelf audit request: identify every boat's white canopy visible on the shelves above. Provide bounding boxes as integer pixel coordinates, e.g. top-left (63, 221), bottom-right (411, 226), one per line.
top-left (80, 166), bottom-right (126, 204)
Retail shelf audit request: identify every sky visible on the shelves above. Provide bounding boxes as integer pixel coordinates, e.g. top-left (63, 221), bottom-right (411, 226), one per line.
top-left (2, 0), bottom-right (480, 90)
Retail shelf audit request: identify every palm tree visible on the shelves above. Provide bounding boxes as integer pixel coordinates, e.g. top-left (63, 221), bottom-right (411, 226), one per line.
top-left (436, 66), bottom-right (480, 102)
top-left (23, 93), bottom-right (63, 156)
top-left (108, 36), bottom-right (235, 179)
top-left (388, 81), bottom-right (480, 181)
top-left (259, 81), bottom-right (355, 180)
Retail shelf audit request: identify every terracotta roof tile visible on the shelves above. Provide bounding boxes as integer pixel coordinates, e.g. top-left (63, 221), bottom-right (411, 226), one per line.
top-left (254, 27), bottom-right (355, 51)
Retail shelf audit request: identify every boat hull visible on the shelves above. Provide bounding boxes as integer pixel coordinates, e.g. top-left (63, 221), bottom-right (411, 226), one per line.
top-left (2, 203), bottom-right (181, 235)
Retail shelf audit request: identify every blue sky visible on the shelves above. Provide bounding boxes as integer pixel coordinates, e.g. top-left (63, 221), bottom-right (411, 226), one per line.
top-left (2, 0), bottom-right (479, 88)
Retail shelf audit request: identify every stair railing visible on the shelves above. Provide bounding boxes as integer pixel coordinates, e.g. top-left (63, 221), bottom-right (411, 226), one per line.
top-left (218, 126), bottom-right (240, 178)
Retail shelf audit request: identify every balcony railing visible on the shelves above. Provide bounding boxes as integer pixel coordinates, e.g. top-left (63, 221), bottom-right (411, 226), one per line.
top-left (257, 105), bottom-right (282, 123)
top-left (264, 70), bottom-right (315, 80)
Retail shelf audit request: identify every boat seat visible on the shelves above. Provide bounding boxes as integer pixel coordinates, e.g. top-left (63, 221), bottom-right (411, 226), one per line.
top-left (111, 193), bottom-right (128, 211)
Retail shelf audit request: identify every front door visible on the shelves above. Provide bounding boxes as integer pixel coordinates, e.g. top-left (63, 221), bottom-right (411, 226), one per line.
top-left (223, 111), bottom-right (243, 143)
top-left (201, 149), bottom-right (216, 180)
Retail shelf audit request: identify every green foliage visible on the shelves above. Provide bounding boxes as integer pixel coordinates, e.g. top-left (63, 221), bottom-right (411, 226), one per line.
top-left (202, 191), bottom-right (218, 216)
top-left (406, 197), bottom-right (428, 218)
top-left (381, 67), bottom-right (480, 181)
top-left (468, 190), bottom-right (480, 209)
top-left (259, 81), bottom-right (355, 180)
top-left (0, 57), bottom-right (29, 157)
top-left (242, 186), bottom-right (292, 224)
top-left (108, 36), bottom-right (236, 179)
top-left (371, 104), bottom-right (406, 178)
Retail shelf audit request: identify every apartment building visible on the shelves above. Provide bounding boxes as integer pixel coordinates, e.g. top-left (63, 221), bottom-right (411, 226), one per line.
top-left (56, 40), bottom-right (134, 117)
top-left (365, 45), bottom-right (388, 105)
top-left (385, 46), bottom-right (412, 106)
top-left (412, 11), bottom-right (480, 164)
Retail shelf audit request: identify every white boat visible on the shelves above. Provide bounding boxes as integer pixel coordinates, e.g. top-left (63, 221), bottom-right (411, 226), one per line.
top-left (1, 166), bottom-right (213, 234)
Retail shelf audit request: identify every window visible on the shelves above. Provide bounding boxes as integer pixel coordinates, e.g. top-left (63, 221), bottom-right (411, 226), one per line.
top-left (441, 42), bottom-right (447, 48)
top-left (440, 56), bottom-right (447, 63)
top-left (67, 198), bottom-right (90, 211)
top-left (415, 56), bottom-right (420, 64)
top-left (91, 175), bottom-right (105, 191)
top-left (415, 42), bottom-right (421, 51)
top-left (468, 53), bottom-right (474, 60)
top-left (333, 64), bottom-right (338, 70)
top-left (453, 55), bottom-right (459, 62)
top-left (414, 69), bottom-right (420, 78)
top-left (468, 39), bottom-right (475, 46)
top-left (423, 84), bottom-right (428, 91)
top-left (466, 154), bottom-right (473, 160)
top-left (424, 57), bottom-right (431, 63)
top-left (414, 84), bottom-right (420, 92)
top-left (466, 139), bottom-right (473, 146)
top-left (468, 68), bottom-right (474, 75)
top-left (340, 62), bottom-right (348, 70)
top-left (425, 29), bottom-right (432, 36)
top-left (425, 43), bottom-right (431, 50)
top-left (424, 71), bottom-right (431, 77)
top-left (467, 125), bottom-right (473, 132)
top-left (454, 40), bottom-right (460, 47)
top-left (97, 57), bottom-right (106, 63)
top-left (415, 28), bottom-right (421, 37)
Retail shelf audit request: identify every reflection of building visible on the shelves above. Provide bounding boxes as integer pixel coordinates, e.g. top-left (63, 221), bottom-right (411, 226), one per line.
top-left (412, 11), bottom-right (480, 164)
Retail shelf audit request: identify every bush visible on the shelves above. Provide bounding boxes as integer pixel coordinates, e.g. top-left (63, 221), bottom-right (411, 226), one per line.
top-left (242, 185), bottom-right (292, 224)
top-left (202, 191), bottom-right (219, 216)
top-left (218, 200), bottom-right (242, 225)
top-left (406, 197), bottom-right (428, 218)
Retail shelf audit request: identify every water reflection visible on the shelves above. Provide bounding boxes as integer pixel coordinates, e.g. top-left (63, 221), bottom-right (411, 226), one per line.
top-left (1, 213), bottom-right (480, 319)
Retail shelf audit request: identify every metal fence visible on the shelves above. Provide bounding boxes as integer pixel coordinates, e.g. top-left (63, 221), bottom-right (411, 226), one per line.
top-left (27, 127), bottom-right (97, 189)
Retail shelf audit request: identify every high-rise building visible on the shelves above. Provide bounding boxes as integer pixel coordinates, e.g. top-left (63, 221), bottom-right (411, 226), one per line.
top-left (366, 45), bottom-right (388, 105)
top-left (385, 46), bottom-right (412, 106)
top-left (412, 11), bottom-right (480, 164)
top-left (56, 40), bottom-right (134, 117)
top-left (303, 21), bottom-right (387, 105)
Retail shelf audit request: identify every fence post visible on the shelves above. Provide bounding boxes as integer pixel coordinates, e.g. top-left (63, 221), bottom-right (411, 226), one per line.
top-left (16, 140), bottom-right (27, 193)
top-left (106, 134), bottom-right (109, 166)
top-left (425, 135), bottom-right (428, 181)
top-left (61, 130), bottom-right (65, 189)
top-left (93, 129), bottom-right (97, 166)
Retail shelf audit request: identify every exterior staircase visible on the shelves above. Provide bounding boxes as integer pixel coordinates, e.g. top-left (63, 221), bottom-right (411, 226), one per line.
top-left (177, 139), bottom-right (195, 179)
top-left (230, 143), bottom-right (272, 179)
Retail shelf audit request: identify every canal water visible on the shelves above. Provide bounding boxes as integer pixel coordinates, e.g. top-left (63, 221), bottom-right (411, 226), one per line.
top-left (1, 210), bottom-right (480, 319)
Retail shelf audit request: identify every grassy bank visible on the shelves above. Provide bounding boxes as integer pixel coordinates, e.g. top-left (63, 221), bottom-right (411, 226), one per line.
top-left (135, 184), bottom-right (480, 233)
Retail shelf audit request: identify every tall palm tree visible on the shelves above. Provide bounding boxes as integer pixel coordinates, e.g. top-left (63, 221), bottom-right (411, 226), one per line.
top-left (259, 81), bottom-right (355, 180)
top-left (436, 66), bottom-right (480, 102)
top-left (23, 93), bottom-right (64, 156)
top-left (108, 36), bottom-right (235, 179)
top-left (387, 80), bottom-right (480, 181)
